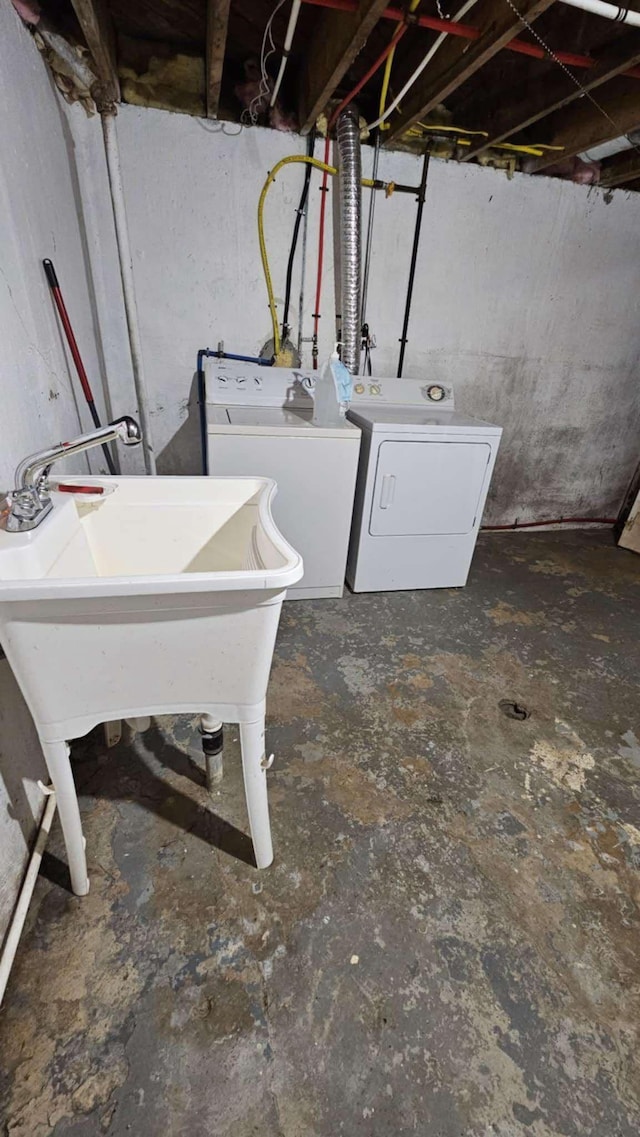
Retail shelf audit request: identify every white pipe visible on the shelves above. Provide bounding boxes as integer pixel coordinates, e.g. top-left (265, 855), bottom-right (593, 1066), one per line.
top-left (270, 0), bottom-right (301, 108)
top-left (559, 0), bottom-right (640, 25)
top-left (38, 28), bottom-right (96, 91)
top-left (580, 135), bottom-right (633, 161)
top-left (101, 113), bottom-right (156, 475)
top-left (366, 0), bottom-right (480, 132)
top-left (0, 788), bottom-right (57, 1006)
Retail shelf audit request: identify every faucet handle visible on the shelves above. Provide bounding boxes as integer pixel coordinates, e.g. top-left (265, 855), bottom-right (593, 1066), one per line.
top-left (111, 416), bottom-right (142, 445)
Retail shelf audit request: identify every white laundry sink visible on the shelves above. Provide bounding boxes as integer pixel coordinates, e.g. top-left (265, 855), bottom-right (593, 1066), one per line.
top-left (0, 476), bottom-right (303, 892)
top-left (0, 476), bottom-right (300, 594)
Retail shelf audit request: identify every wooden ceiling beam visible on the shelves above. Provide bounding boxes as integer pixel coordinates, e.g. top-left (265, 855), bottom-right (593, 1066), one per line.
top-left (206, 0), bottom-right (231, 118)
top-left (384, 0), bottom-right (555, 146)
top-left (463, 33), bottom-right (640, 161)
top-left (299, 0), bottom-right (390, 133)
top-left (526, 79), bottom-right (640, 172)
top-left (70, 0), bottom-right (119, 105)
top-left (599, 147), bottom-right (640, 187)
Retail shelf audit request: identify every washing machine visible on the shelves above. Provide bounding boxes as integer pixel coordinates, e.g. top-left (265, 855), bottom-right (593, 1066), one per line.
top-left (205, 358), bottom-right (361, 600)
top-left (346, 377), bottom-right (502, 592)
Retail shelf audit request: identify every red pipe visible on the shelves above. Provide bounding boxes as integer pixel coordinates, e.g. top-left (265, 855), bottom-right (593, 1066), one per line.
top-left (301, 0), bottom-right (640, 80)
top-left (329, 20), bottom-right (408, 127)
top-left (482, 517), bottom-right (615, 530)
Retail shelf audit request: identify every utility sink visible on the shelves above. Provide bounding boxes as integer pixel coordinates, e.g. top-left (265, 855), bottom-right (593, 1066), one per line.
top-left (0, 476), bottom-right (301, 597)
top-left (0, 474), bottom-right (303, 894)
top-left (0, 474), bottom-right (302, 760)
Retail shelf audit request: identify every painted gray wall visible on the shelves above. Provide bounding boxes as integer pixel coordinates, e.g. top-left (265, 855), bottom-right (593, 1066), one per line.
top-left (75, 104), bottom-right (640, 525)
top-left (0, 4), bottom-right (111, 937)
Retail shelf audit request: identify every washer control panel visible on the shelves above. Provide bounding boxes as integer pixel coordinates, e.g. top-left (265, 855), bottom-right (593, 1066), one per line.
top-left (206, 359), bottom-right (315, 407)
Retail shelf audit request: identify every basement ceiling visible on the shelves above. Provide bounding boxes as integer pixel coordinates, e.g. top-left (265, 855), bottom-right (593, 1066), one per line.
top-left (30, 0), bottom-right (640, 187)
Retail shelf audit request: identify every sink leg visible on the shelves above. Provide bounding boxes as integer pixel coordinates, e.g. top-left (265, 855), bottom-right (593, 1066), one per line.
top-left (199, 715), bottom-right (223, 791)
top-left (40, 739), bottom-right (90, 897)
top-left (239, 717), bottom-right (273, 869)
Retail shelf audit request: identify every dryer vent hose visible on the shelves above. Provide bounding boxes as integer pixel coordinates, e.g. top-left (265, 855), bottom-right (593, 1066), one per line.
top-left (336, 107), bottom-right (362, 375)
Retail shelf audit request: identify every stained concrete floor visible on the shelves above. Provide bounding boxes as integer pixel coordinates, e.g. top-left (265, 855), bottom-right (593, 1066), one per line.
top-left (2, 530), bottom-right (640, 1136)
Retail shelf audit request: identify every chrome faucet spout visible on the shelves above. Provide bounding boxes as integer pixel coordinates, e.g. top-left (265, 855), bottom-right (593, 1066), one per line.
top-left (2, 416), bottom-right (142, 533)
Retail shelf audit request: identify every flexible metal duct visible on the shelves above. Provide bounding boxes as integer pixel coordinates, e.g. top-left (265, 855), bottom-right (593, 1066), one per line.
top-left (336, 107), bottom-right (362, 374)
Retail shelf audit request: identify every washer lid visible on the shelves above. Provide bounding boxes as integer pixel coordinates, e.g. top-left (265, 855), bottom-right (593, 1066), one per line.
top-left (207, 404), bottom-right (360, 439)
top-left (347, 405), bottom-right (502, 435)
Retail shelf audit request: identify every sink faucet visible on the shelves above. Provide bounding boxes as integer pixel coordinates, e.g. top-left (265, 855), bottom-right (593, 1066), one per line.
top-left (2, 416), bottom-right (142, 533)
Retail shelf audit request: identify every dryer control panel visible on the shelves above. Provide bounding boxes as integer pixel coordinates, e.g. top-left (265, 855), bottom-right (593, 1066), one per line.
top-left (349, 377), bottom-right (454, 409)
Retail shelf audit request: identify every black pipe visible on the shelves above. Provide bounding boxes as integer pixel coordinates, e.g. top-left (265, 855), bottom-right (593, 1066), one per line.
top-left (282, 130), bottom-right (316, 342)
top-left (369, 179), bottom-right (422, 195)
top-left (196, 348), bottom-right (273, 475)
top-left (397, 150), bottom-right (430, 377)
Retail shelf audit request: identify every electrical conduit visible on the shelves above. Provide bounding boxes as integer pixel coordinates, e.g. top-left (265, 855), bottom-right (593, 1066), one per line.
top-left (270, 0), bottom-right (302, 107)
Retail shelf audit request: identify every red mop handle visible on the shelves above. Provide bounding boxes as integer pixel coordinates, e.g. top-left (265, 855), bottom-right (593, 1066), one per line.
top-left (43, 259), bottom-right (94, 404)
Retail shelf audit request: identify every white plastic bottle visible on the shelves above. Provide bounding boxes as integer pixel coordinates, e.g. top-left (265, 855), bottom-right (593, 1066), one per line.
top-left (312, 344), bottom-right (353, 427)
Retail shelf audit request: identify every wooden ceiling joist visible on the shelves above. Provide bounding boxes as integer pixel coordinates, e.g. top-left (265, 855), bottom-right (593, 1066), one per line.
top-left (598, 147), bottom-right (640, 187)
top-left (526, 79), bottom-right (640, 172)
top-left (299, 0), bottom-right (390, 133)
top-left (206, 0), bottom-right (232, 118)
top-left (463, 33), bottom-right (640, 162)
top-left (383, 0), bottom-right (556, 146)
top-left (70, 0), bottom-right (119, 104)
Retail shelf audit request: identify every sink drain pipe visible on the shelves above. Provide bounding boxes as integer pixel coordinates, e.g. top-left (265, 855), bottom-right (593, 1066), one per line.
top-left (101, 112), bottom-right (156, 475)
top-left (336, 107), bottom-right (362, 374)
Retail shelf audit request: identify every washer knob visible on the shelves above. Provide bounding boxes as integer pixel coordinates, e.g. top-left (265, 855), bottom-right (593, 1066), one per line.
top-left (354, 383), bottom-right (365, 395)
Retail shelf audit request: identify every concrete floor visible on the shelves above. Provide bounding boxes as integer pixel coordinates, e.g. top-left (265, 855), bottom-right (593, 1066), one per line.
top-left (1, 530), bottom-right (640, 1136)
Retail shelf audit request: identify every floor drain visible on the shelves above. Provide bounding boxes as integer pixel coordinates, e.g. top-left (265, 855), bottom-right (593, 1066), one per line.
top-left (499, 699), bottom-right (530, 721)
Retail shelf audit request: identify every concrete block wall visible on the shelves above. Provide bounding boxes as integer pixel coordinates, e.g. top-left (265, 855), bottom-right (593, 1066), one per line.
top-left (73, 104), bottom-right (640, 524)
top-left (0, 4), bottom-right (113, 936)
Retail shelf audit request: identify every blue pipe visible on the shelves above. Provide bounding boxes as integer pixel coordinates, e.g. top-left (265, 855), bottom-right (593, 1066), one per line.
top-left (196, 348), bottom-right (273, 475)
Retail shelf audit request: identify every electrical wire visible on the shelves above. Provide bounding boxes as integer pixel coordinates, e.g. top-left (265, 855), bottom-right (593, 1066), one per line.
top-left (378, 0), bottom-right (422, 129)
top-left (244, 0), bottom-right (288, 125)
top-left (366, 0), bottom-right (479, 132)
top-left (270, 0), bottom-right (302, 107)
top-left (407, 122), bottom-right (566, 156)
top-left (329, 19), bottom-right (408, 128)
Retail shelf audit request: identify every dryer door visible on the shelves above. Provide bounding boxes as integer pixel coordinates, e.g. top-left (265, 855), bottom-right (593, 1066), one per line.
top-left (369, 440), bottom-right (491, 536)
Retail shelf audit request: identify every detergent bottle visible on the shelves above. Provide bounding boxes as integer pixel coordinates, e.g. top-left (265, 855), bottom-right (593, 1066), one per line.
top-left (312, 344), bottom-right (353, 427)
